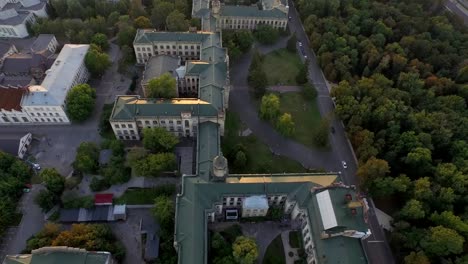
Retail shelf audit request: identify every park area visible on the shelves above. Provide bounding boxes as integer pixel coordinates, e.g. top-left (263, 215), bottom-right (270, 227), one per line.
top-left (222, 111), bottom-right (309, 174)
top-left (262, 49), bottom-right (303, 85)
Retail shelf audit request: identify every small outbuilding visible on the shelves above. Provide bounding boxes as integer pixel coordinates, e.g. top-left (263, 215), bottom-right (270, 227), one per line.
top-left (242, 195), bottom-right (269, 217)
top-left (94, 193), bottom-right (113, 206)
top-left (113, 204), bottom-right (127, 220)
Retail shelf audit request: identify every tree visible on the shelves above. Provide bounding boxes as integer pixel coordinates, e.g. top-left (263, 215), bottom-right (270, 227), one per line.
top-left (85, 46), bottom-right (111, 77)
top-left (151, 1), bottom-right (174, 29)
top-left (404, 251), bottom-right (430, 264)
top-left (456, 65), bottom-right (468, 83)
top-left (287, 33), bottom-right (297, 52)
top-left (276, 113), bottom-right (295, 136)
top-left (126, 148), bottom-right (148, 167)
top-left (166, 10), bottom-right (189, 32)
top-left (249, 68), bottom-right (267, 98)
top-left (90, 177), bottom-right (110, 192)
top-left (152, 196), bottom-right (174, 229)
top-left (66, 84), bottom-right (96, 122)
top-left (73, 142), bottom-right (99, 173)
top-left (142, 127), bottom-right (179, 152)
top-left (421, 226), bottom-right (464, 257)
top-left (296, 62), bottom-right (308, 84)
top-left (430, 211), bottom-right (468, 238)
top-left (254, 25), bottom-right (279, 45)
top-left (40, 168), bottom-right (65, 195)
top-left (260, 94), bottom-right (280, 121)
top-left (117, 25), bottom-right (136, 47)
top-left (134, 16), bottom-right (152, 28)
top-left (134, 153), bottom-right (177, 176)
top-left (302, 82), bottom-right (317, 100)
top-left (235, 30), bottom-right (254, 52)
top-left (232, 236), bottom-right (258, 264)
top-left (35, 190), bottom-right (57, 211)
top-left (312, 118), bottom-right (330, 148)
top-left (90, 33), bottom-right (109, 51)
top-left (413, 177), bottom-right (432, 201)
top-left (145, 73), bottom-right (177, 98)
top-left (400, 199), bottom-right (425, 220)
top-left (357, 157), bottom-right (390, 189)
top-left (234, 151), bottom-right (247, 169)
top-left (404, 147), bottom-right (433, 176)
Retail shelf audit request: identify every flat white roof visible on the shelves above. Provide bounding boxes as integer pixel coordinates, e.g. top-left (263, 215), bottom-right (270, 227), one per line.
top-left (316, 190), bottom-right (338, 230)
top-left (242, 195), bottom-right (269, 209)
top-left (21, 44), bottom-right (90, 106)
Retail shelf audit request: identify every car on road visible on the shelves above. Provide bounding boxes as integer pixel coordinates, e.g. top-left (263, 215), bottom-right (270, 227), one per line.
top-left (331, 126), bottom-right (335, 133)
top-left (26, 160), bottom-right (41, 170)
top-left (298, 41), bottom-right (302, 47)
top-left (342, 161), bottom-right (347, 169)
top-left (289, 16), bottom-right (292, 21)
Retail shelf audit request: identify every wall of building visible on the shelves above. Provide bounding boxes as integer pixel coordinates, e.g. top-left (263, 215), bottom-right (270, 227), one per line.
top-left (134, 42), bottom-right (202, 64)
top-left (217, 17), bottom-right (288, 30)
top-left (291, 205), bottom-right (317, 264)
top-left (22, 105), bottom-right (70, 124)
top-left (0, 22), bottom-right (29, 38)
top-left (0, 108), bottom-right (32, 123)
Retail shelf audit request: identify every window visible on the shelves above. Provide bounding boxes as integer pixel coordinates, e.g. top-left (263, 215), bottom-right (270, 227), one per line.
top-left (177, 120), bottom-right (181, 124)
top-left (145, 120), bottom-right (150, 125)
top-left (40, 118), bottom-right (44, 122)
top-left (37, 113), bottom-right (41, 116)
top-left (185, 120), bottom-right (189, 126)
top-left (161, 120), bottom-right (165, 124)
top-left (130, 130), bottom-right (135, 134)
top-left (58, 118), bottom-right (63, 122)
top-left (55, 113), bottom-right (59, 116)
top-left (128, 124), bottom-right (133, 128)
top-left (1, 117), bottom-right (9, 122)
top-left (191, 45), bottom-right (194, 49)
top-left (52, 118), bottom-right (56, 122)
top-left (125, 136), bottom-right (130, 139)
top-left (132, 136), bottom-right (137, 139)
top-left (30, 113), bottom-right (35, 116)
top-left (115, 124), bottom-right (120, 128)
top-left (137, 47), bottom-right (140, 51)
top-left (172, 45), bottom-right (176, 49)
top-left (49, 113), bottom-right (53, 116)
top-left (169, 120), bottom-right (173, 124)
top-left (22, 117), bottom-right (28, 122)
top-left (185, 45), bottom-right (188, 49)
top-left (177, 127), bottom-right (182, 131)
top-left (170, 127), bottom-right (174, 131)
top-left (119, 136), bottom-right (124, 139)
top-left (122, 124), bottom-right (127, 128)
top-left (123, 130), bottom-right (129, 135)
top-left (153, 120), bottom-right (158, 124)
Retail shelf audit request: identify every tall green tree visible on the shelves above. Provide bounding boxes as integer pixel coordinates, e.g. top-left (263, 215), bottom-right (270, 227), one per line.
top-left (166, 10), bottom-right (189, 31)
top-left (151, 1), bottom-right (174, 29)
top-left (287, 33), bottom-right (297, 52)
top-left (152, 196), bottom-right (174, 229)
top-left (276, 113), bottom-right (295, 136)
top-left (296, 62), bottom-right (309, 84)
top-left (260, 94), bottom-right (280, 121)
top-left (145, 73), bottom-right (177, 98)
top-left (142, 127), bottom-right (179, 152)
top-left (90, 33), bottom-right (109, 51)
top-left (232, 236), bottom-right (258, 264)
top-left (134, 153), bottom-right (177, 177)
top-left (134, 16), bottom-right (152, 28)
top-left (421, 226), bottom-right (464, 257)
top-left (40, 168), bottom-right (65, 195)
top-left (85, 45), bottom-right (111, 77)
top-left (254, 25), bottom-right (279, 45)
top-left (357, 157), bottom-right (390, 189)
top-left (66, 84), bottom-right (96, 122)
top-left (73, 142), bottom-right (100, 173)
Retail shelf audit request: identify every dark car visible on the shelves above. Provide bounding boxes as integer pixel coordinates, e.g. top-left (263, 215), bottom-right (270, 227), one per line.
top-left (331, 126), bottom-right (335, 133)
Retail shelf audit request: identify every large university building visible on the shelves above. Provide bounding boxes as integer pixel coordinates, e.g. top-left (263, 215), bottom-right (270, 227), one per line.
top-left (0, 0), bottom-right (48, 38)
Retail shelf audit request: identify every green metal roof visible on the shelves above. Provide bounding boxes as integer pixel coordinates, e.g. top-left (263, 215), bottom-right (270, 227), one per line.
top-left (110, 96), bottom-right (219, 120)
top-left (220, 5), bottom-right (287, 19)
top-left (134, 30), bottom-right (215, 44)
top-left (3, 250), bottom-right (110, 264)
top-left (196, 121), bottom-right (220, 181)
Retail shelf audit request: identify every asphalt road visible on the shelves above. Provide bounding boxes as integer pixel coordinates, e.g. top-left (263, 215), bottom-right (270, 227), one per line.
top-left (445, 0), bottom-right (468, 25)
top-left (287, 2), bottom-right (395, 263)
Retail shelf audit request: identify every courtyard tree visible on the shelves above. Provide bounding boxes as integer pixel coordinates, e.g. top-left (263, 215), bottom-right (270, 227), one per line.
top-left (152, 196), bottom-right (174, 230)
top-left (134, 153), bottom-right (176, 177)
top-left (145, 73), bottom-right (177, 98)
top-left (276, 113), bottom-right (295, 136)
top-left (312, 118), bottom-right (329, 148)
top-left (66, 84), bottom-right (96, 122)
top-left (134, 16), bottom-right (152, 28)
top-left (73, 142), bottom-right (100, 173)
top-left (233, 151), bottom-right (247, 170)
top-left (126, 148), bottom-right (148, 167)
top-left (40, 168), bottom-right (65, 195)
top-left (35, 190), bottom-right (57, 212)
top-left (232, 236), bottom-right (258, 264)
top-left (166, 10), bottom-right (189, 31)
top-left (260, 94), bottom-right (280, 121)
top-left (142, 127), bottom-right (179, 152)
top-left (90, 33), bottom-right (109, 51)
top-left (85, 45), bottom-right (111, 77)
top-left (296, 61), bottom-right (308, 85)
top-left (151, 1), bottom-right (174, 29)
top-left (254, 25), bottom-right (279, 44)
top-left (117, 24), bottom-right (136, 47)
top-left (404, 251), bottom-right (430, 264)
top-left (249, 68), bottom-right (268, 98)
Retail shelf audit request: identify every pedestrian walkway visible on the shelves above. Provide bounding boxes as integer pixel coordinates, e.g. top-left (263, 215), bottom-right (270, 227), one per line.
top-left (267, 85), bottom-right (302, 93)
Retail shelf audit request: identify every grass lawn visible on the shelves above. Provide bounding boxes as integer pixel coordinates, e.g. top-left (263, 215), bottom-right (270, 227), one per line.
top-left (263, 49), bottom-right (302, 85)
top-left (222, 111), bottom-right (308, 174)
top-left (289, 231), bottom-right (301, 248)
top-left (277, 92), bottom-right (323, 149)
top-left (263, 234), bottom-right (286, 264)
top-left (114, 184), bottom-right (176, 204)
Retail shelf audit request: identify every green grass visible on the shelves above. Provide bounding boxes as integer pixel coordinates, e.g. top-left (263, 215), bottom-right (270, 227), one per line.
top-left (263, 234), bottom-right (286, 264)
top-left (289, 231), bottom-right (301, 248)
top-left (277, 92), bottom-right (323, 148)
top-left (262, 49), bottom-right (302, 85)
top-left (114, 185), bottom-right (176, 205)
top-left (222, 111), bottom-right (308, 174)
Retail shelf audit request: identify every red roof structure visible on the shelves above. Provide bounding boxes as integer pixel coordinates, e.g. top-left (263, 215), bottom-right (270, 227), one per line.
top-left (94, 193), bottom-right (113, 205)
top-left (0, 87), bottom-right (25, 111)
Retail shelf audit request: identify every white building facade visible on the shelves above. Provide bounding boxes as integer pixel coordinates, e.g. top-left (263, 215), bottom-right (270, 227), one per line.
top-left (0, 0), bottom-right (48, 38)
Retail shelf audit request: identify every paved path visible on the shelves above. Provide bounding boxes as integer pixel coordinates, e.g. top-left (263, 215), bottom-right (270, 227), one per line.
top-left (267, 85), bottom-right (302, 93)
top-left (0, 185), bottom-right (46, 259)
top-left (445, 0), bottom-right (468, 25)
top-left (241, 222), bottom-right (285, 264)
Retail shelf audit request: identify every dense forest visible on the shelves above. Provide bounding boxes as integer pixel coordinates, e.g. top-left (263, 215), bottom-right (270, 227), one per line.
top-left (0, 152), bottom-right (32, 237)
top-left (295, 0), bottom-right (468, 262)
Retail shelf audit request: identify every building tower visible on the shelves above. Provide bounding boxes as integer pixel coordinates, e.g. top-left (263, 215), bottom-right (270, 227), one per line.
top-left (212, 0), bottom-right (221, 17)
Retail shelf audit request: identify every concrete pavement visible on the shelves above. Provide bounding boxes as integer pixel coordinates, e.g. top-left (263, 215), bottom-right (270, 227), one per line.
top-left (445, 0), bottom-right (468, 25)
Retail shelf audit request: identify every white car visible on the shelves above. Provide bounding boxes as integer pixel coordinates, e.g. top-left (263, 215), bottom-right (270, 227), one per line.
top-left (298, 41), bottom-right (303, 47)
top-left (342, 161), bottom-right (347, 169)
top-left (32, 163), bottom-right (41, 170)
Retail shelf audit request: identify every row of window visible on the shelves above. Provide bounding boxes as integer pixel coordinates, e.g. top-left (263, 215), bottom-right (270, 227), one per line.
top-left (30, 112), bottom-right (60, 117)
top-left (0, 27), bottom-right (17, 36)
top-left (34, 117), bottom-right (64, 122)
top-left (114, 119), bottom-right (191, 128)
top-left (136, 45), bottom-right (201, 52)
top-left (138, 50), bottom-right (200, 57)
top-left (1, 116), bottom-right (28, 122)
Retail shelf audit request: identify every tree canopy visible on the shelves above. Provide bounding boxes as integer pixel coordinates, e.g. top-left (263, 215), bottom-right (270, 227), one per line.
top-left (90, 33), bottom-right (109, 51)
top-left (232, 236), bottom-right (258, 264)
top-left (276, 113), bottom-right (295, 137)
top-left (254, 25), bottom-right (279, 45)
top-left (152, 196), bottom-right (174, 230)
top-left (73, 142), bottom-right (100, 173)
top-left (166, 10), bottom-right (189, 32)
top-left (145, 73), bottom-right (177, 98)
top-left (65, 84), bottom-right (96, 122)
top-left (85, 45), bottom-right (111, 77)
top-left (260, 94), bottom-right (280, 121)
top-left (142, 127), bottom-right (179, 152)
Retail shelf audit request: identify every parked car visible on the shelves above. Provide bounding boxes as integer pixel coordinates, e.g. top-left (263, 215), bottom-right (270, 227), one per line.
top-left (342, 161), bottom-right (347, 169)
top-left (331, 126), bottom-right (335, 133)
top-left (298, 41), bottom-right (303, 47)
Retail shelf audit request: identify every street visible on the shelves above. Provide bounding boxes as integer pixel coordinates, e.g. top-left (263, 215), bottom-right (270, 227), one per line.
top-left (445, 0), bottom-right (468, 25)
